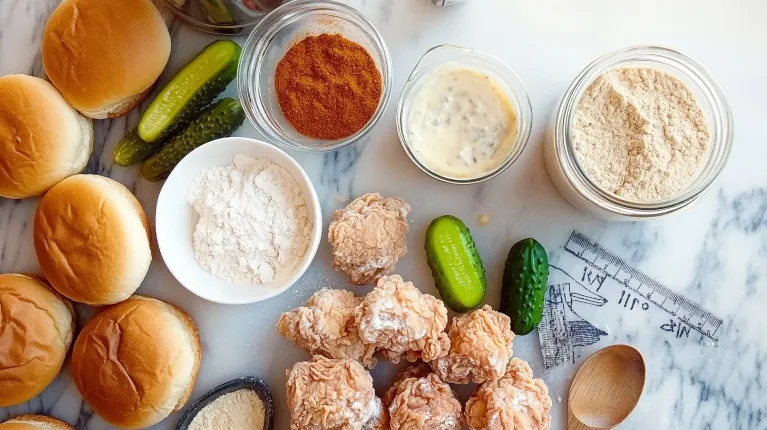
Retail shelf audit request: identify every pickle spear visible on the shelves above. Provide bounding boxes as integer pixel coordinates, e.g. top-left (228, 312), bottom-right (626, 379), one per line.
top-left (140, 98), bottom-right (245, 181)
top-left (138, 39), bottom-right (241, 143)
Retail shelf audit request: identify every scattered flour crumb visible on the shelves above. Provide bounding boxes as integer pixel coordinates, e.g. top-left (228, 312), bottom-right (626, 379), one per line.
top-left (478, 212), bottom-right (491, 226)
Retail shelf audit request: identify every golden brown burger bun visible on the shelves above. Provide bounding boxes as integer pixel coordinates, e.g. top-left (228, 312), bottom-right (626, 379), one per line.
top-left (33, 175), bottom-right (152, 305)
top-left (71, 295), bottom-right (201, 429)
top-left (0, 415), bottom-right (74, 430)
top-left (0, 75), bottom-right (93, 199)
top-left (42, 0), bottom-right (171, 119)
top-left (0, 274), bottom-right (75, 407)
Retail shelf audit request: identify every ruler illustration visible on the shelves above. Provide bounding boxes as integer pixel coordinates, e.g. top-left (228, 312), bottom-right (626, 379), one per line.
top-left (539, 231), bottom-right (723, 369)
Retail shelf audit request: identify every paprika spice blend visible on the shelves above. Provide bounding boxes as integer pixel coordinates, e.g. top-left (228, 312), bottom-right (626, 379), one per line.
top-left (275, 33), bottom-right (383, 140)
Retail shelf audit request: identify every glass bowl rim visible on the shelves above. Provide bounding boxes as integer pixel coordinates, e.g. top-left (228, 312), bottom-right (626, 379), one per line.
top-left (396, 44), bottom-right (534, 185)
top-left (553, 45), bottom-right (734, 216)
top-left (162, 0), bottom-right (271, 35)
top-left (237, 0), bottom-right (393, 152)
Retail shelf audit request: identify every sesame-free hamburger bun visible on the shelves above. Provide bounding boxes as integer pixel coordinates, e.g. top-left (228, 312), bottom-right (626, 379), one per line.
top-left (0, 415), bottom-right (74, 430)
top-left (71, 295), bottom-right (201, 429)
top-left (42, 0), bottom-right (171, 119)
top-left (0, 275), bottom-right (75, 407)
top-left (0, 75), bottom-right (93, 199)
top-left (33, 175), bottom-right (152, 305)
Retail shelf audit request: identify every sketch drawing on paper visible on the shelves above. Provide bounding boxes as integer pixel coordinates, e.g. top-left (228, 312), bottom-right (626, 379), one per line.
top-left (538, 231), bottom-right (724, 370)
top-left (539, 266), bottom-right (608, 369)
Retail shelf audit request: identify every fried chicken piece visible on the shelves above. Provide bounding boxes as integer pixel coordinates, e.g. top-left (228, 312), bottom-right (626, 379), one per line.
top-left (328, 193), bottom-right (411, 285)
top-left (382, 364), bottom-right (463, 430)
top-left (277, 289), bottom-right (377, 368)
top-left (355, 275), bottom-right (450, 363)
top-left (465, 358), bottom-right (552, 430)
top-left (276, 289), bottom-right (371, 364)
top-left (431, 305), bottom-right (515, 384)
top-left (382, 362), bottom-right (433, 406)
top-left (286, 356), bottom-right (388, 430)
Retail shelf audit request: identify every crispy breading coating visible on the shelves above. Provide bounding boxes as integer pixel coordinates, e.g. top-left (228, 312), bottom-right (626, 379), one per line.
top-left (355, 275), bottom-right (450, 363)
top-left (431, 305), bottom-right (515, 384)
top-left (465, 358), bottom-right (552, 430)
top-left (277, 288), bottom-right (377, 368)
top-left (328, 193), bottom-right (410, 285)
top-left (383, 364), bottom-right (463, 430)
top-left (286, 356), bottom-right (387, 430)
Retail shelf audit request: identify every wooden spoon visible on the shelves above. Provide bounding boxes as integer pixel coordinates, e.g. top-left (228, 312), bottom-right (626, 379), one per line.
top-left (568, 344), bottom-right (646, 429)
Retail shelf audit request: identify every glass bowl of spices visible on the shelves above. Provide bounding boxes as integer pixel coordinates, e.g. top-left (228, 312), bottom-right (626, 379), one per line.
top-left (238, 0), bottom-right (392, 152)
top-left (544, 46), bottom-right (733, 221)
top-left (397, 45), bottom-right (533, 184)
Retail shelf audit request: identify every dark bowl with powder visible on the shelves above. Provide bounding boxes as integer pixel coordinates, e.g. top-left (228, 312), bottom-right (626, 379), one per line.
top-left (176, 376), bottom-right (274, 430)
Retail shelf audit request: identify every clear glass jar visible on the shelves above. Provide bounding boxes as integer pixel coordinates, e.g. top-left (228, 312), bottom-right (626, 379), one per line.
top-left (237, 0), bottom-right (393, 152)
top-left (397, 45), bottom-right (533, 184)
top-left (544, 46), bottom-right (733, 221)
top-left (162, 0), bottom-right (286, 35)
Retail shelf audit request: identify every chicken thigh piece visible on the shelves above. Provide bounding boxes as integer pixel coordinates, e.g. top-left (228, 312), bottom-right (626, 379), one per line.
top-left (328, 193), bottom-right (411, 285)
top-left (383, 364), bottom-right (463, 430)
top-left (465, 358), bottom-right (552, 430)
top-left (277, 288), bottom-right (377, 368)
top-left (286, 356), bottom-right (387, 430)
top-left (355, 275), bottom-right (450, 363)
top-left (431, 305), bottom-right (515, 384)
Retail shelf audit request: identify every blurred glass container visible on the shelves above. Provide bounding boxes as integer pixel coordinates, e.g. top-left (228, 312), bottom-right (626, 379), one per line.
top-left (163, 0), bottom-right (286, 35)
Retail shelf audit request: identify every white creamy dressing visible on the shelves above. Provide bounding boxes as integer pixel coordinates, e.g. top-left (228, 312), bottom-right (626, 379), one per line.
top-left (407, 66), bottom-right (518, 179)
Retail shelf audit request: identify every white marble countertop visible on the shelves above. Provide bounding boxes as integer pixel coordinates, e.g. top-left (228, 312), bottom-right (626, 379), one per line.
top-left (1, 0), bottom-right (766, 429)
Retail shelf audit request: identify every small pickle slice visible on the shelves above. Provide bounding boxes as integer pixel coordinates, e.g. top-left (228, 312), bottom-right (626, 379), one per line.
top-left (425, 215), bottom-right (486, 312)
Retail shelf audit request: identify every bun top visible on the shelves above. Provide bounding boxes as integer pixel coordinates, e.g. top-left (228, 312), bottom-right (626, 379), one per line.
top-left (71, 296), bottom-right (200, 429)
top-left (0, 75), bottom-right (92, 199)
top-left (33, 175), bottom-right (152, 305)
top-left (42, 0), bottom-right (170, 118)
top-left (0, 275), bottom-right (75, 407)
top-left (0, 415), bottom-right (75, 430)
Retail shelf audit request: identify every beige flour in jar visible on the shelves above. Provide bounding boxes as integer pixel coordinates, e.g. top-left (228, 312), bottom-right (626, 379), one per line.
top-left (188, 389), bottom-right (265, 430)
top-left (572, 67), bottom-right (710, 201)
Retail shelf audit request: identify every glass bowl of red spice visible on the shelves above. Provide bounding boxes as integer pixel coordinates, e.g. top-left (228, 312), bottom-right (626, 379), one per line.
top-left (238, 0), bottom-right (393, 152)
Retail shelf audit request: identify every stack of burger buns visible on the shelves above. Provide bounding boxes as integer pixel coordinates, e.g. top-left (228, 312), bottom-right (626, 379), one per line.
top-left (0, 0), bottom-right (203, 428)
top-left (0, 0), bottom-right (172, 199)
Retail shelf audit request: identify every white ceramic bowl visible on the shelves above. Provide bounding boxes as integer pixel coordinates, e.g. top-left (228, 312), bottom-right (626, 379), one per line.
top-left (155, 137), bottom-right (322, 305)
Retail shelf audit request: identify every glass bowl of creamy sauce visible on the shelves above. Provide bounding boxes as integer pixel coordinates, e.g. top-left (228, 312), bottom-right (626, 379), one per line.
top-left (397, 45), bottom-right (532, 184)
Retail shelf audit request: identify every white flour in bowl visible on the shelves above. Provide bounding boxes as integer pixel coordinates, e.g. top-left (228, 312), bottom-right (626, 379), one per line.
top-left (572, 67), bottom-right (710, 202)
top-left (187, 154), bottom-right (311, 284)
